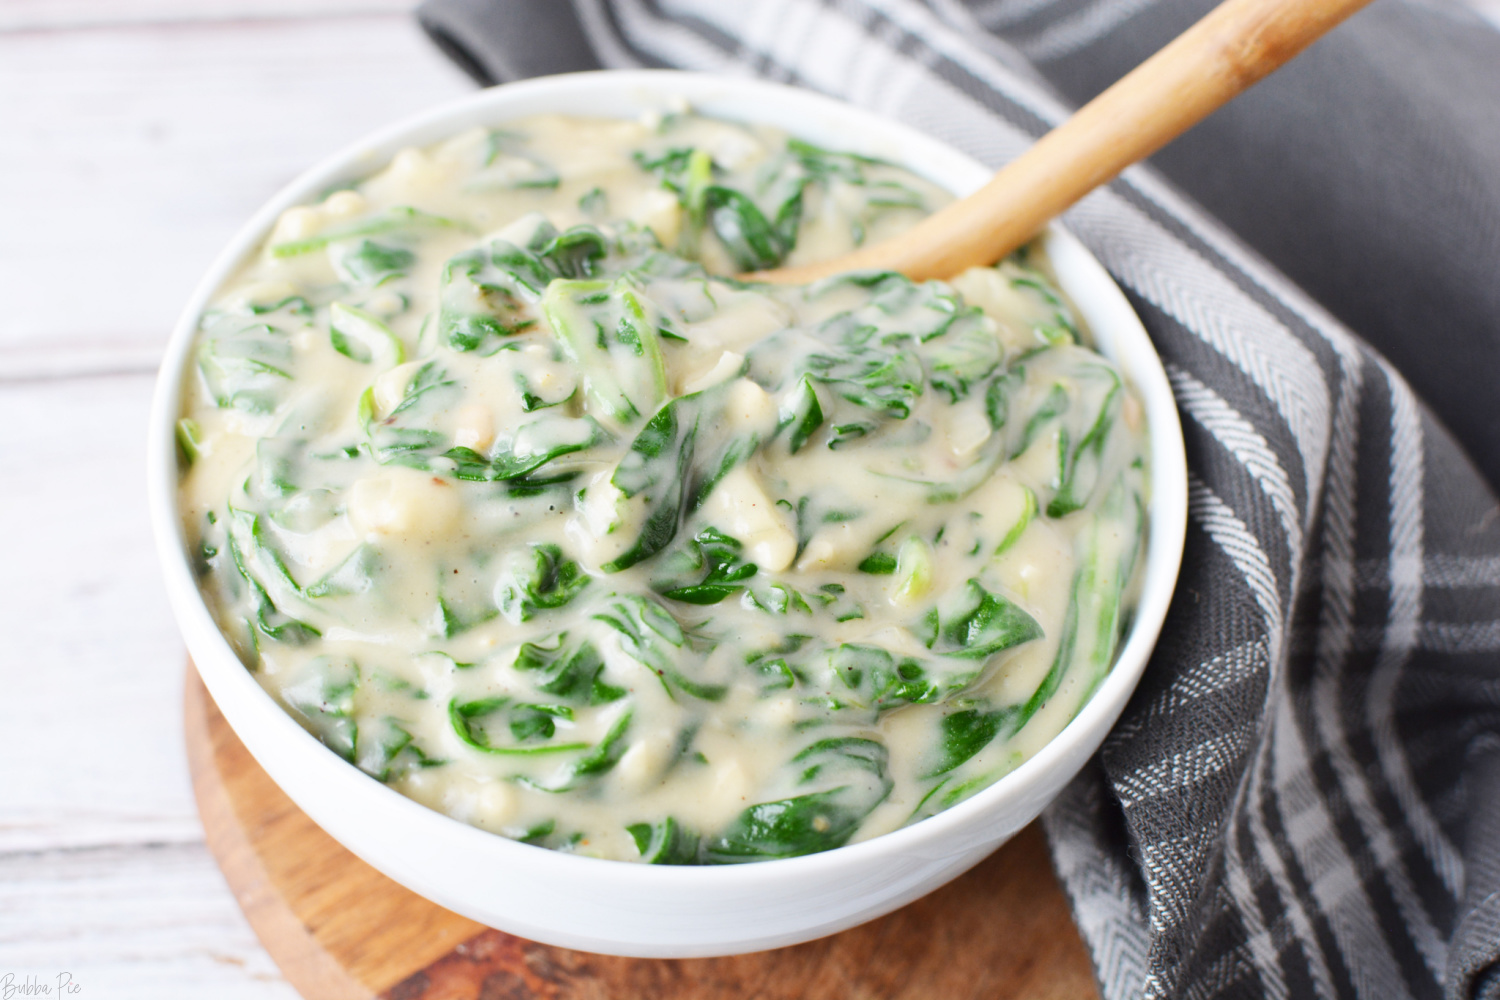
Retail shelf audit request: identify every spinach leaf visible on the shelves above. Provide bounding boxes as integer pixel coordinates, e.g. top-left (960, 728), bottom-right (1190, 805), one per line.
top-left (449, 696), bottom-right (589, 755)
top-left (225, 508), bottom-right (320, 647)
top-left (593, 593), bottom-right (685, 657)
top-left (803, 269), bottom-right (906, 295)
top-left (228, 505), bottom-right (300, 589)
top-left (803, 342), bottom-right (924, 421)
top-left (926, 314), bottom-right (1003, 403)
top-left (892, 535), bottom-right (934, 604)
top-left (652, 527), bottom-right (759, 605)
top-left (522, 709), bottom-right (634, 792)
top-left (873, 436), bottom-right (1007, 505)
top-left (437, 244), bottom-right (543, 354)
top-left (776, 495), bottom-right (814, 562)
top-left (514, 366), bottom-right (574, 412)
top-left (922, 479), bottom-right (1142, 777)
top-left (934, 764), bottom-right (1019, 811)
top-left (1047, 368), bottom-right (1122, 518)
top-left (442, 311), bottom-right (529, 356)
top-left (704, 738), bottom-right (892, 862)
top-left (804, 271), bottom-right (961, 343)
top-left (502, 471), bottom-right (581, 499)
top-left (593, 594), bottom-right (724, 702)
top-left (364, 363), bottom-right (603, 480)
top-left (335, 239), bottom-right (414, 286)
top-left (602, 382), bottom-right (761, 572)
top-left (743, 582), bottom-right (853, 617)
top-left (197, 318), bottom-right (294, 415)
top-left (578, 186), bottom-right (608, 217)
top-left (483, 129), bottom-right (524, 162)
top-left (915, 579), bottom-right (1043, 660)
top-left (1015, 382), bottom-right (1069, 457)
top-left (329, 302), bottom-right (404, 367)
top-left (436, 588), bottom-right (499, 639)
top-left (706, 789), bottom-right (858, 862)
top-left (539, 226), bottom-right (608, 277)
top-left (388, 360), bottom-right (455, 418)
top-left (738, 141), bottom-right (927, 264)
top-left (863, 180), bottom-right (926, 210)
top-left (360, 362), bottom-right (459, 468)
top-left (281, 656), bottom-right (358, 760)
top-left (742, 634), bottom-right (812, 695)
top-left (561, 710), bottom-right (633, 784)
top-left (246, 294), bottom-right (313, 318)
top-left (626, 817), bottom-right (701, 865)
top-left (994, 487), bottom-right (1038, 557)
top-left (748, 655), bottom-right (801, 695)
top-left (513, 633), bottom-right (624, 705)
top-left (271, 206), bottom-right (462, 257)
top-left (787, 138), bottom-right (878, 182)
top-left (494, 543), bottom-right (592, 623)
top-left (636, 144), bottom-right (807, 268)
top-left (255, 435), bottom-right (305, 498)
top-left (827, 420), bottom-right (875, 449)
top-left (855, 525), bottom-right (905, 576)
top-left (1021, 475), bottom-right (1144, 729)
top-left (356, 717), bottom-right (441, 781)
top-left (437, 223), bottom-right (615, 356)
top-left (514, 819), bottom-right (558, 846)
top-left (470, 130), bottom-right (560, 190)
top-left (827, 644), bottom-right (947, 710)
top-left (601, 397), bottom-right (697, 572)
top-left (304, 543), bottom-right (379, 599)
top-left (1009, 272), bottom-right (1079, 346)
top-left (636, 147), bottom-right (713, 244)
top-left (444, 416), bottom-right (607, 482)
top-left (776, 375), bottom-right (824, 455)
top-left (632, 147), bottom-right (697, 188)
top-left (507, 704), bottom-right (574, 743)
top-left (543, 277), bottom-right (668, 428)
top-left (985, 369), bottom-right (1020, 430)
top-left (176, 418), bottom-right (202, 467)
top-left (702, 186), bottom-right (792, 272)
top-left (774, 639), bottom-right (981, 721)
top-left (925, 705), bottom-right (1016, 777)
top-left (690, 424), bottom-right (764, 513)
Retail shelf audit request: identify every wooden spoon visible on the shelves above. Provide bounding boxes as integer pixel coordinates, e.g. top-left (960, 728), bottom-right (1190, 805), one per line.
top-left (751, 0), bottom-right (1373, 284)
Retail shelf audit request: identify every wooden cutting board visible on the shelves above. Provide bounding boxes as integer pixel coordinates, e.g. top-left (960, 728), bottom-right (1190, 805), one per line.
top-left (183, 666), bottom-right (1101, 1000)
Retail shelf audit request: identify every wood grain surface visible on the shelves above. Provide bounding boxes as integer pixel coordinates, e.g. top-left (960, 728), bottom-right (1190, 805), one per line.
top-left (184, 667), bottom-right (1101, 1000)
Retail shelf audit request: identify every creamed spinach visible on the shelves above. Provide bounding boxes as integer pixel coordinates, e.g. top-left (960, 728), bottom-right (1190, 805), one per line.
top-left (178, 112), bottom-right (1148, 863)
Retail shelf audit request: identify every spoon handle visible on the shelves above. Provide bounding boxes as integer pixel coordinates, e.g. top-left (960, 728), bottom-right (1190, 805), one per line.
top-left (756, 0), bottom-right (1372, 284)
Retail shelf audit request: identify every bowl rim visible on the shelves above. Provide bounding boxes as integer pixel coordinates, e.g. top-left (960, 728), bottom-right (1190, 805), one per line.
top-left (148, 69), bottom-right (1187, 895)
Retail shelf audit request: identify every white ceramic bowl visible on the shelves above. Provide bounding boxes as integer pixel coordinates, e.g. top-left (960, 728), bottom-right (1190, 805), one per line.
top-left (149, 70), bottom-right (1186, 958)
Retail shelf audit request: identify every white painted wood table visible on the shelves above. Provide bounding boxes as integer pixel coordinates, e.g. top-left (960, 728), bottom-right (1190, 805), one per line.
top-left (0, 3), bottom-right (470, 995)
top-left (6, 1), bottom-right (1500, 996)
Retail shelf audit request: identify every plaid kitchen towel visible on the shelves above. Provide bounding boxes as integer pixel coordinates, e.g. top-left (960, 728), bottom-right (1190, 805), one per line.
top-left (414, 2), bottom-right (1500, 997)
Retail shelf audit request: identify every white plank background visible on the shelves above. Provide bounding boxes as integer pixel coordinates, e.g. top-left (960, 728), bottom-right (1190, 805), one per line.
top-left (3, 1), bottom-right (1497, 997)
top-left (0, 2), bottom-right (469, 995)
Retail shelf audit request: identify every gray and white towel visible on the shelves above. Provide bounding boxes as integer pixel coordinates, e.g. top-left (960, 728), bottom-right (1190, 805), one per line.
top-left (414, 2), bottom-right (1500, 997)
